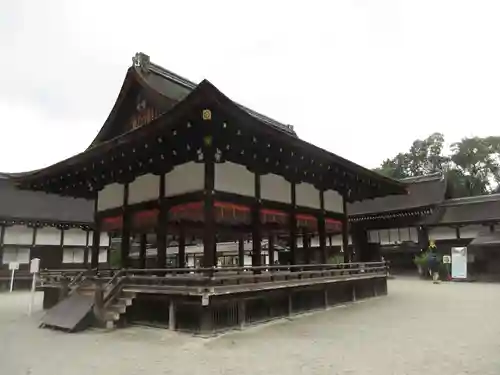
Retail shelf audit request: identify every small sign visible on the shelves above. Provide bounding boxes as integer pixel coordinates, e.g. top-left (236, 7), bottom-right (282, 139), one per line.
top-left (451, 247), bottom-right (467, 279)
top-left (9, 262), bottom-right (19, 271)
top-left (442, 255), bottom-right (451, 264)
top-left (30, 258), bottom-right (40, 273)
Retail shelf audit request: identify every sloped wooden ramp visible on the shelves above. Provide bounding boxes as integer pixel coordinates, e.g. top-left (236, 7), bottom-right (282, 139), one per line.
top-left (40, 293), bottom-right (95, 332)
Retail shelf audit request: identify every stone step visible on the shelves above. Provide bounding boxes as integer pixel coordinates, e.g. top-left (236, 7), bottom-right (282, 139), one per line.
top-left (104, 310), bottom-right (120, 322)
top-left (117, 297), bottom-right (134, 306)
top-left (107, 304), bottom-right (127, 314)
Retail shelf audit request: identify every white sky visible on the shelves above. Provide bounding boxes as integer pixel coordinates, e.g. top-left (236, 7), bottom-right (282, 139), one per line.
top-left (1, 0), bottom-right (499, 172)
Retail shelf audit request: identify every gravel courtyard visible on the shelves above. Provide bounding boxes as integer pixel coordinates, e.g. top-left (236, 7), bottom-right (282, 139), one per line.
top-left (1, 278), bottom-right (500, 375)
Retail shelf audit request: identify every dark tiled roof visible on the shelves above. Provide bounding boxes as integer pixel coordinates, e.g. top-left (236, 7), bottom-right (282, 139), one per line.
top-left (469, 229), bottom-right (500, 247)
top-left (424, 194), bottom-right (500, 225)
top-left (139, 53), bottom-right (298, 137)
top-left (0, 178), bottom-right (93, 223)
top-left (348, 173), bottom-right (447, 216)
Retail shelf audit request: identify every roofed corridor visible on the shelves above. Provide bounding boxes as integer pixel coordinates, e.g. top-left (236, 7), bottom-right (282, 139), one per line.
top-left (2, 278), bottom-right (499, 375)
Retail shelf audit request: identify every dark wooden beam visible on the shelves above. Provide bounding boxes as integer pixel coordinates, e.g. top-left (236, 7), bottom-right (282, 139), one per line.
top-left (342, 197), bottom-right (350, 263)
top-left (156, 173), bottom-right (167, 268)
top-left (121, 183), bottom-right (131, 268)
top-left (203, 135), bottom-right (216, 269)
top-left (268, 234), bottom-right (275, 266)
top-left (289, 182), bottom-right (298, 265)
top-left (139, 233), bottom-right (147, 269)
top-left (318, 189), bottom-right (327, 264)
top-left (238, 237), bottom-right (245, 267)
top-left (178, 225), bottom-right (186, 268)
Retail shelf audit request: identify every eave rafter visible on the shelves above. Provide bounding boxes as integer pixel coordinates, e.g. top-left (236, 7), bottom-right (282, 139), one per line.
top-left (349, 207), bottom-right (433, 223)
top-left (16, 80), bottom-right (404, 202)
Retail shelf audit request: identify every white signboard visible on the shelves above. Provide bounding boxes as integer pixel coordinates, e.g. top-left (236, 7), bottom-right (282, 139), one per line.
top-left (30, 258), bottom-right (40, 273)
top-left (442, 255), bottom-right (451, 264)
top-left (9, 262), bottom-right (19, 271)
top-left (451, 247), bottom-right (467, 279)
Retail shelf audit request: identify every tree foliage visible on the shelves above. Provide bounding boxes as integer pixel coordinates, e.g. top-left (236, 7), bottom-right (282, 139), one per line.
top-left (375, 133), bottom-right (500, 197)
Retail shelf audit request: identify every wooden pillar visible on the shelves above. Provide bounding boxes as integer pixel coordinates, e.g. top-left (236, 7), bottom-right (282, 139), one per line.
top-left (342, 197), bottom-right (350, 263)
top-left (91, 225), bottom-right (101, 269)
top-left (0, 225), bottom-right (5, 268)
top-left (203, 137), bottom-right (216, 269)
top-left (156, 174), bottom-right (167, 268)
top-left (178, 225), bottom-right (186, 268)
top-left (120, 183), bottom-right (131, 268)
top-left (418, 226), bottom-right (429, 251)
top-left (303, 229), bottom-right (311, 264)
top-left (139, 233), bottom-right (147, 269)
top-left (268, 234), bottom-right (275, 266)
top-left (83, 230), bottom-right (90, 268)
top-left (251, 173), bottom-right (262, 271)
top-left (238, 237), bottom-right (245, 267)
top-left (318, 191), bottom-right (327, 264)
top-left (289, 182), bottom-right (298, 265)
top-left (91, 198), bottom-right (101, 269)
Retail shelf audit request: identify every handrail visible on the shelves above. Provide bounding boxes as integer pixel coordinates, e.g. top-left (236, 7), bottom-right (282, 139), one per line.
top-left (68, 271), bottom-right (86, 287)
top-left (102, 270), bottom-right (125, 306)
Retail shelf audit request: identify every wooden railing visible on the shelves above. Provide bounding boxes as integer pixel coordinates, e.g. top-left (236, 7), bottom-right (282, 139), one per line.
top-left (38, 262), bottom-right (387, 294)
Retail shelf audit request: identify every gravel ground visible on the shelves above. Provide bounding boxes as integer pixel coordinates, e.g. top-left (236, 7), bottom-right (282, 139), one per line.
top-left (1, 278), bottom-right (500, 375)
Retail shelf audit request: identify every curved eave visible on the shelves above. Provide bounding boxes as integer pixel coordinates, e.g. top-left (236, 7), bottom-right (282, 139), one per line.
top-left (13, 79), bottom-right (405, 200)
top-left (87, 68), bottom-right (138, 149)
top-left (204, 81), bottom-right (406, 199)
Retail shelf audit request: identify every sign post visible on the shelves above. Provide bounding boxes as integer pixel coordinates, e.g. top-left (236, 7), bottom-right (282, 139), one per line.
top-left (8, 262), bottom-right (19, 293)
top-left (28, 258), bottom-right (40, 316)
top-left (451, 247), bottom-right (467, 280)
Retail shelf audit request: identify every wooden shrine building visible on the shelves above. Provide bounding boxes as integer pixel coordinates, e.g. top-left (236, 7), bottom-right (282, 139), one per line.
top-left (349, 173), bottom-right (500, 277)
top-left (13, 53), bottom-right (406, 333)
top-left (0, 173), bottom-right (110, 288)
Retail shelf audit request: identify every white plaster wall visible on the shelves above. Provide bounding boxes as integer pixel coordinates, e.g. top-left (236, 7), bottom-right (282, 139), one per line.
top-left (399, 227), bottom-right (410, 242)
top-left (165, 162), bottom-right (204, 197)
top-left (296, 182), bottom-right (321, 209)
top-left (63, 248), bottom-right (85, 263)
top-left (330, 235), bottom-right (342, 246)
top-left (4, 225), bottom-right (33, 245)
top-left (389, 228), bottom-right (400, 243)
top-left (35, 227), bottom-right (61, 246)
top-left (88, 231), bottom-right (110, 247)
top-left (129, 173), bottom-right (160, 204)
top-left (214, 162), bottom-right (255, 196)
top-left (368, 230), bottom-right (380, 243)
top-left (63, 229), bottom-right (87, 246)
top-left (409, 227), bottom-right (419, 242)
top-left (89, 248), bottom-right (108, 264)
top-left (429, 226), bottom-right (457, 241)
top-left (98, 183), bottom-right (124, 211)
top-left (243, 254), bottom-right (252, 266)
top-left (460, 225), bottom-right (485, 239)
top-left (261, 174), bottom-right (291, 203)
top-left (324, 190), bottom-right (344, 213)
top-left (379, 229), bottom-right (390, 245)
top-left (2, 247), bottom-right (30, 264)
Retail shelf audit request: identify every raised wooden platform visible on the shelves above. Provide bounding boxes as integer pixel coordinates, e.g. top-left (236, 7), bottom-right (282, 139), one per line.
top-left (39, 262), bottom-right (388, 334)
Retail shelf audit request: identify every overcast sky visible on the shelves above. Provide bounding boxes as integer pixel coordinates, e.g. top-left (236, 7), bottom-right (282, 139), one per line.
top-left (1, 0), bottom-right (499, 172)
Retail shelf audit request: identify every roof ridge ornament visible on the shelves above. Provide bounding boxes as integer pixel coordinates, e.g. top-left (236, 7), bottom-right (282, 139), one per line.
top-left (132, 52), bottom-right (151, 73)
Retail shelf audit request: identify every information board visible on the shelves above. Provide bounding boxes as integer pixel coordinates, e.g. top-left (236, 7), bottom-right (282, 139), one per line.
top-left (451, 247), bottom-right (467, 279)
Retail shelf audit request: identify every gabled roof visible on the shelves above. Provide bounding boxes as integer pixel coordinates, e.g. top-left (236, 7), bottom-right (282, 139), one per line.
top-left (349, 173), bottom-right (447, 217)
top-left (89, 53), bottom-right (297, 148)
top-left (15, 80), bottom-right (405, 201)
top-left (422, 193), bottom-right (500, 226)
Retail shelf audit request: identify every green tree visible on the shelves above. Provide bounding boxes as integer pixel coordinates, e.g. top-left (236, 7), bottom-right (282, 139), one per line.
top-left (374, 134), bottom-right (500, 197)
top-left (449, 136), bottom-right (500, 196)
top-left (374, 132), bottom-right (449, 179)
